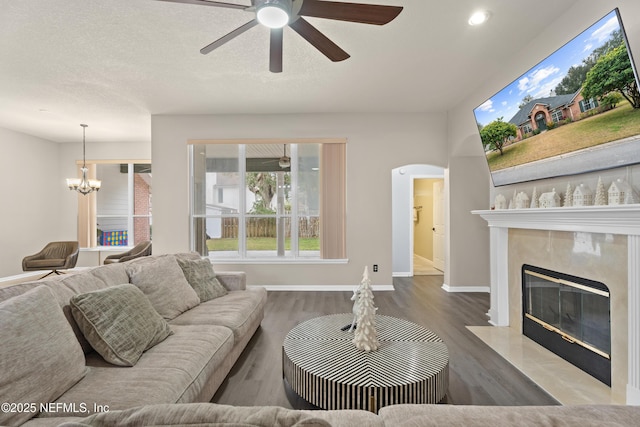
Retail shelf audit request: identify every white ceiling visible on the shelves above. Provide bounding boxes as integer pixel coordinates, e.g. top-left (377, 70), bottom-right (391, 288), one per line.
top-left (0, 0), bottom-right (580, 143)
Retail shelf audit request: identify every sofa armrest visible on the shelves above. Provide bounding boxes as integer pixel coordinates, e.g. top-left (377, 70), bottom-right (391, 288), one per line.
top-left (216, 271), bottom-right (246, 291)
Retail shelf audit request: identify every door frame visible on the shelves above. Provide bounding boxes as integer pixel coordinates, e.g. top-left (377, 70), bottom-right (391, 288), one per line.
top-left (409, 173), bottom-right (445, 276)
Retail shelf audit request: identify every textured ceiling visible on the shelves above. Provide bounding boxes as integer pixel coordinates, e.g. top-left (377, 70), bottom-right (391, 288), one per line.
top-left (0, 0), bottom-right (580, 143)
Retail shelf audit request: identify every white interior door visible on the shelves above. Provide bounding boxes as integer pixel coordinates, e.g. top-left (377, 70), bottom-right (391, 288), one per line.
top-left (432, 180), bottom-right (445, 271)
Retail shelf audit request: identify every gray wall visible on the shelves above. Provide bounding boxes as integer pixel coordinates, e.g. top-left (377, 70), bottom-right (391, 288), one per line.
top-left (151, 113), bottom-right (448, 288)
top-left (443, 0), bottom-right (640, 291)
top-left (0, 128), bottom-right (63, 277)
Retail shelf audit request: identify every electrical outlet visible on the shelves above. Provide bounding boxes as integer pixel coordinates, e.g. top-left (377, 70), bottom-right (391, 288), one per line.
top-left (373, 264), bottom-right (378, 272)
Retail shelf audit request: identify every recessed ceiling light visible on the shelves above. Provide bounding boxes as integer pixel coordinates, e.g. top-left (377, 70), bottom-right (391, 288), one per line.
top-left (468, 10), bottom-right (490, 26)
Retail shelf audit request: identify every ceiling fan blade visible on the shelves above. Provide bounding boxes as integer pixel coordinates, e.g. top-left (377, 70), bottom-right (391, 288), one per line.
top-left (270, 28), bottom-right (283, 73)
top-left (200, 19), bottom-right (258, 54)
top-left (289, 17), bottom-right (349, 62)
top-left (155, 0), bottom-right (249, 10)
top-left (299, 0), bottom-right (402, 25)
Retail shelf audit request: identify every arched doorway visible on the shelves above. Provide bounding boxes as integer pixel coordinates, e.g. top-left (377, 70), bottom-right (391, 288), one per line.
top-left (535, 112), bottom-right (547, 131)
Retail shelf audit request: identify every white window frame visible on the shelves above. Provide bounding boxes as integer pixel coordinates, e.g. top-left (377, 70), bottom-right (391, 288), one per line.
top-left (188, 138), bottom-right (347, 263)
top-left (76, 160), bottom-right (152, 248)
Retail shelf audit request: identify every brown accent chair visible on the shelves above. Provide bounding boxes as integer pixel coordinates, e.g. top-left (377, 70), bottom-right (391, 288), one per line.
top-left (22, 241), bottom-right (79, 279)
top-left (103, 240), bottom-right (152, 264)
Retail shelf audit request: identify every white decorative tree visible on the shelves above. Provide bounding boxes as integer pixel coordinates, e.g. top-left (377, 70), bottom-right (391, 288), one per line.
top-left (595, 176), bottom-right (607, 206)
top-left (564, 182), bottom-right (573, 207)
top-left (352, 266), bottom-right (379, 352)
top-left (530, 187), bottom-right (539, 208)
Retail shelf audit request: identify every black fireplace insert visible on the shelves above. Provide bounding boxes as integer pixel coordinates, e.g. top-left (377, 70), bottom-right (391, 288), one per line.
top-left (522, 264), bottom-right (611, 386)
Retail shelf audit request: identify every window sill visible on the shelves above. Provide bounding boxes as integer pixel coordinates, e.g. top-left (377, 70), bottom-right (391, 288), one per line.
top-left (206, 257), bottom-right (349, 265)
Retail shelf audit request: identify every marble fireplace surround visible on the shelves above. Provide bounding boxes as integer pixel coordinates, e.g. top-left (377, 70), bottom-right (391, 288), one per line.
top-left (473, 206), bottom-right (640, 405)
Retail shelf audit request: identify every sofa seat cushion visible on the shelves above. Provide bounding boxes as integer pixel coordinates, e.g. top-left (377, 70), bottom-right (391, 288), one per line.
top-left (0, 286), bottom-right (87, 426)
top-left (169, 287), bottom-right (267, 343)
top-left (39, 325), bottom-right (234, 418)
top-left (70, 284), bottom-right (173, 366)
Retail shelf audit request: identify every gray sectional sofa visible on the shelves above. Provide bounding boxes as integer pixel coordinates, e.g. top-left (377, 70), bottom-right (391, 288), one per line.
top-left (0, 253), bottom-right (267, 427)
top-left (2, 253), bottom-right (639, 426)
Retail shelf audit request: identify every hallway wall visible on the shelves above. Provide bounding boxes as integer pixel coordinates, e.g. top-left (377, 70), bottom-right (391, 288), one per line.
top-left (413, 178), bottom-right (439, 261)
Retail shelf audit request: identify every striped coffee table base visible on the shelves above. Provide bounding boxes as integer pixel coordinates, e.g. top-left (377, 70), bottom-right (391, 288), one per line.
top-left (282, 314), bottom-right (449, 413)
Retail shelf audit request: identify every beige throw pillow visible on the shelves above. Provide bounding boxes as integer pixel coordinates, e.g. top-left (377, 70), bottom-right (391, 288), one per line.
top-left (177, 258), bottom-right (228, 302)
top-left (126, 256), bottom-right (200, 320)
top-left (70, 284), bottom-right (173, 366)
top-left (0, 286), bottom-right (87, 426)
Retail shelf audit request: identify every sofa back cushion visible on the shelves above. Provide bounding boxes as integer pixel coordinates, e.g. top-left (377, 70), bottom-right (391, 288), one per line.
top-left (0, 285), bottom-right (87, 426)
top-left (0, 271), bottom-right (112, 354)
top-left (89, 262), bottom-right (129, 287)
top-left (126, 256), bottom-right (200, 320)
top-left (70, 284), bottom-right (173, 366)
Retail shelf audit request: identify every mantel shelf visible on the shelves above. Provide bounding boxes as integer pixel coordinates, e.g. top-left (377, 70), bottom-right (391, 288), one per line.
top-left (472, 205), bottom-right (640, 235)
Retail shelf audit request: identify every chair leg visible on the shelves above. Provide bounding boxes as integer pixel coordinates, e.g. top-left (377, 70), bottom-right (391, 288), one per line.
top-left (38, 270), bottom-right (66, 279)
top-left (39, 271), bottom-right (56, 279)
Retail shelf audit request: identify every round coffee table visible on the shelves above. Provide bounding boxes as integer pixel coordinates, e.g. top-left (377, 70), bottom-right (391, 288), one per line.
top-left (282, 314), bottom-right (449, 412)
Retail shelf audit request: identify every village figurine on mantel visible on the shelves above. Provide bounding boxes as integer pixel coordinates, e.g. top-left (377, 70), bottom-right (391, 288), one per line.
top-left (492, 175), bottom-right (640, 210)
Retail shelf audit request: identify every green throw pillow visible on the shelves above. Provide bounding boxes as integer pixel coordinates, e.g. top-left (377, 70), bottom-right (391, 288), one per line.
top-left (177, 258), bottom-right (228, 302)
top-left (70, 284), bottom-right (173, 366)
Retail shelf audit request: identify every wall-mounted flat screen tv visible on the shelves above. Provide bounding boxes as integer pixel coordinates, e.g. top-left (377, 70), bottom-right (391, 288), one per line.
top-left (474, 8), bottom-right (640, 187)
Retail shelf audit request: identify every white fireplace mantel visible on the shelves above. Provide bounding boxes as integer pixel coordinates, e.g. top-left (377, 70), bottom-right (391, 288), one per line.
top-left (472, 205), bottom-right (640, 405)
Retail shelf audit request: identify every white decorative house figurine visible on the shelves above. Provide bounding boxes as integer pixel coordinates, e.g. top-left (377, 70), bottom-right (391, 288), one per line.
top-left (530, 187), bottom-right (539, 209)
top-left (515, 192), bottom-right (529, 209)
top-left (624, 188), bottom-right (638, 204)
top-left (573, 183), bottom-right (594, 206)
top-left (594, 176), bottom-right (607, 206)
top-left (494, 194), bottom-right (507, 210)
top-left (608, 178), bottom-right (637, 205)
top-left (539, 188), bottom-right (560, 208)
top-left (564, 182), bottom-right (573, 207)
top-left (352, 266), bottom-right (379, 352)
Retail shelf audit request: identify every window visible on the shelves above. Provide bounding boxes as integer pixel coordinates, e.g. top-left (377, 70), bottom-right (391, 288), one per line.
top-left (580, 98), bottom-right (598, 112)
top-left (77, 162), bottom-right (152, 247)
top-left (189, 139), bottom-right (346, 260)
top-left (522, 123), bottom-right (533, 134)
top-left (551, 110), bottom-right (564, 123)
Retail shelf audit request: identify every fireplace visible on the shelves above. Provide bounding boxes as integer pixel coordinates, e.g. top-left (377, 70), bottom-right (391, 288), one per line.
top-left (473, 206), bottom-right (640, 404)
top-left (522, 265), bottom-right (611, 385)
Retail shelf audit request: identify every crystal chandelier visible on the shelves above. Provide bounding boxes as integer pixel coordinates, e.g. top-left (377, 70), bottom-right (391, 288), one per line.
top-left (66, 124), bottom-right (101, 195)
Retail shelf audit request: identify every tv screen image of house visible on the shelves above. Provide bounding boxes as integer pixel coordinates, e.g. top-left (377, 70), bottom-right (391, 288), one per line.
top-left (473, 8), bottom-right (640, 187)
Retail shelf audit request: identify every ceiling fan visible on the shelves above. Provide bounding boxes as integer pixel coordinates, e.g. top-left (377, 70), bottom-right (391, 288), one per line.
top-left (155, 0), bottom-right (403, 72)
top-left (262, 145), bottom-right (291, 168)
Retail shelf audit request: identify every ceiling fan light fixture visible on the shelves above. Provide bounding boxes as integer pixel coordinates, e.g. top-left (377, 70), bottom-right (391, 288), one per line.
top-left (468, 10), bottom-right (490, 26)
top-left (256, 0), bottom-right (291, 29)
top-left (278, 156), bottom-right (291, 168)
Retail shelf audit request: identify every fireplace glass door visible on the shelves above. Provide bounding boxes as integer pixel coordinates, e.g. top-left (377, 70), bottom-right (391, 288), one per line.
top-left (522, 264), bottom-right (611, 385)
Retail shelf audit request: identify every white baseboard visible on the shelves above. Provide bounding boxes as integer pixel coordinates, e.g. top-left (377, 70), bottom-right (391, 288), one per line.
top-left (263, 284), bottom-right (395, 292)
top-left (392, 272), bottom-right (412, 277)
top-left (441, 283), bottom-right (490, 293)
top-left (627, 384), bottom-right (640, 405)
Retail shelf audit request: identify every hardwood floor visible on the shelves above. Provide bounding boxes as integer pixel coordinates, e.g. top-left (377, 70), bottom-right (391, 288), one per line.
top-left (212, 275), bottom-right (559, 407)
